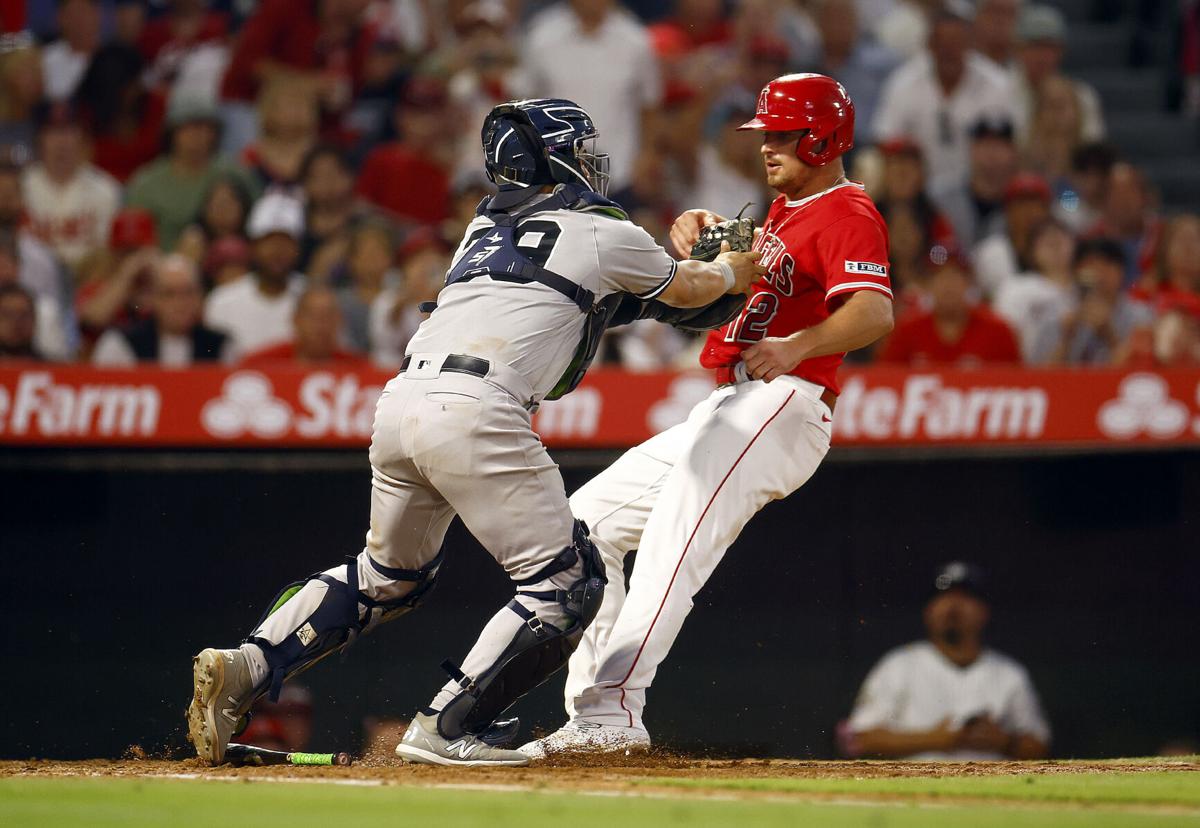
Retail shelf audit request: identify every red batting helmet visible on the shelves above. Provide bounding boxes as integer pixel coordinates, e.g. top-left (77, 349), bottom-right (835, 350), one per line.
top-left (738, 73), bottom-right (855, 166)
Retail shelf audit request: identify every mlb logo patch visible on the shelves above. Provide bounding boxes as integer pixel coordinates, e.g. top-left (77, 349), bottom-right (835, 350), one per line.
top-left (845, 260), bottom-right (887, 276)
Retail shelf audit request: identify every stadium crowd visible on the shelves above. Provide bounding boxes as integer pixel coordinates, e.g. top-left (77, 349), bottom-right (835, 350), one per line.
top-left (0, 0), bottom-right (1198, 370)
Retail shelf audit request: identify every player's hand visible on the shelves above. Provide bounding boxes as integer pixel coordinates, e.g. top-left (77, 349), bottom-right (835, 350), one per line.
top-left (716, 241), bottom-right (765, 295)
top-left (669, 209), bottom-right (728, 258)
top-left (958, 716), bottom-right (1013, 755)
top-left (742, 335), bottom-right (806, 383)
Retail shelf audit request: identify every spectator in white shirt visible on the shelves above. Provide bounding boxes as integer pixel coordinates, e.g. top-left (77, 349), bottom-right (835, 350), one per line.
top-left (205, 193), bottom-right (306, 358)
top-left (973, 172), bottom-right (1052, 299)
top-left (21, 102), bottom-right (121, 273)
top-left (0, 232), bottom-right (69, 360)
top-left (993, 217), bottom-right (1078, 363)
top-left (93, 254), bottom-right (230, 367)
top-left (41, 0), bottom-right (102, 102)
top-left (842, 561), bottom-right (1051, 760)
top-left (872, 3), bottom-right (1018, 194)
top-left (519, 0), bottom-right (662, 194)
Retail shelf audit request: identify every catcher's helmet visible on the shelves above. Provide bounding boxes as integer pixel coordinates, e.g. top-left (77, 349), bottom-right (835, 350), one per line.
top-left (738, 73), bottom-right (855, 166)
top-left (481, 99), bottom-right (611, 196)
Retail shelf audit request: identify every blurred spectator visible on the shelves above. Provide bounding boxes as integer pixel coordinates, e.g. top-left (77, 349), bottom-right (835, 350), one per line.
top-left (0, 38), bottom-right (43, 160)
top-left (219, 0), bottom-right (375, 151)
top-left (176, 174), bottom-right (254, 265)
top-left (733, 0), bottom-right (821, 69)
top-left (0, 232), bottom-right (68, 360)
top-left (22, 102), bottom-right (121, 273)
top-left (1087, 162), bottom-right (1163, 287)
top-left (973, 172), bottom-right (1052, 299)
top-left (841, 561), bottom-right (1050, 760)
top-left (126, 95), bottom-right (261, 250)
top-left (0, 157), bottom-right (73, 339)
top-left (1181, 0), bottom-right (1200, 118)
top-left (205, 193), bottom-right (306, 357)
top-left (336, 222), bottom-right (400, 353)
top-left (138, 0), bottom-right (231, 101)
top-left (1022, 76), bottom-right (1088, 194)
top-left (240, 81), bottom-right (320, 189)
top-left (1013, 5), bottom-right (1104, 148)
top-left (441, 172), bottom-right (495, 251)
top-left (972, 0), bottom-right (1021, 69)
top-left (202, 236), bottom-right (252, 289)
top-left (810, 0), bottom-right (899, 146)
top-left (881, 257), bottom-right (1021, 365)
top-left (112, 0), bottom-right (148, 48)
top-left (1051, 237), bottom-right (1154, 365)
top-left (520, 0), bottom-right (663, 194)
top-left (868, 0), bottom-right (936, 61)
top-left (993, 218), bottom-right (1078, 363)
top-left (75, 209), bottom-right (160, 343)
top-left (357, 79), bottom-right (454, 227)
top-left (1053, 141), bottom-right (1117, 234)
top-left (41, 0), bottom-right (101, 102)
top-left (1124, 300), bottom-right (1200, 367)
top-left (679, 102), bottom-right (768, 223)
top-left (930, 119), bottom-right (1018, 248)
top-left (299, 144), bottom-right (372, 282)
top-left (241, 286), bottom-right (369, 366)
top-left (873, 4), bottom-right (1018, 194)
top-left (873, 138), bottom-right (957, 302)
top-left (0, 283), bottom-right (40, 360)
top-left (92, 253), bottom-right (229, 366)
top-left (370, 232), bottom-right (450, 368)
top-left (74, 44), bottom-right (167, 183)
top-left (1133, 215), bottom-right (1200, 308)
top-left (240, 685), bottom-right (314, 753)
top-left (649, 0), bottom-right (732, 52)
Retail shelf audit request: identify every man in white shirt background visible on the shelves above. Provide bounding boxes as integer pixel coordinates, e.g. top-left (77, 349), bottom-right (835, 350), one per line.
top-left (872, 1), bottom-right (1018, 194)
top-left (841, 561), bottom-right (1051, 760)
top-left (204, 193), bottom-right (306, 358)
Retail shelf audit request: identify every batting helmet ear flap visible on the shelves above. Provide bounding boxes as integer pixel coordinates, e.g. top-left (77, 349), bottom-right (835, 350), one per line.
top-left (482, 105), bottom-right (554, 188)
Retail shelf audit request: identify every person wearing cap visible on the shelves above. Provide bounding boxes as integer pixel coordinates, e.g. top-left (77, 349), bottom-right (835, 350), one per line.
top-left (929, 118), bottom-right (1019, 248)
top-left (92, 253), bottom-right (229, 367)
top-left (881, 254), bottom-right (1021, 365)
top-left (20, 101), bottom-right (121, 273)
top-left (240, 286), bottom-right (369, 368)
top-left (872, 2), bottom-right (1018, 194)
top-left (357, 77), bottom-right (455, 227)
top-left (972, 172), bottom-right (1053, 298)
top-left (1013, 4), bottom-right (1105, 148)
top-left (125, 94), bottom-right (261, 251)
top-left (841, 562), bottom-right (1050, 760)
top-left (203, 192), bottom-right (306, 358)
top-left (75, 208), bottom-right (161, 344)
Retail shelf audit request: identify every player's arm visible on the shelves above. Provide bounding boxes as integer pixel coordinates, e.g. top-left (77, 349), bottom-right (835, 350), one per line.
top-left (742, 290), bottom-right (894, 382)
top-left (657, 244), bottom-right (764, 308)
top-left (849, 721), bottom-right (961, 759)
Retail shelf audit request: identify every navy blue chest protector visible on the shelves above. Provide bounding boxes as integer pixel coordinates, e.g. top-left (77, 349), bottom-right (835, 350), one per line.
top-left (425, 185), bottom-right (630, 400)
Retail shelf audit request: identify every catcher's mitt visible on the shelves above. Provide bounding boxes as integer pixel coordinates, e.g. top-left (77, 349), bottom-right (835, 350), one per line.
top-left (689, 204), bottom-right (756, 262)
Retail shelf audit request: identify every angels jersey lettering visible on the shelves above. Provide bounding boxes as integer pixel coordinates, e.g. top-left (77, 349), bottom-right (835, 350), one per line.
top-left (700, 182), bottom-right (892, 393)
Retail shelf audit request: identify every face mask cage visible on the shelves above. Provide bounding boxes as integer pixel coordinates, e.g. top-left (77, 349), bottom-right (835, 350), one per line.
top-left (574, 134), bottom-right (611, 196)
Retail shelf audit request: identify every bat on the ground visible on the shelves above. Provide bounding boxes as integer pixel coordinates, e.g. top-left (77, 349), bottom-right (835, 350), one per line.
top-left (226, 743), bottom-right (353, 767)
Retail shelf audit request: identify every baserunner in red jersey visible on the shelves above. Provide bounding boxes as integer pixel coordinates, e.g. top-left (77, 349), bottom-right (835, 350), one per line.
top-left (522, 74), bottom-right (897, 757)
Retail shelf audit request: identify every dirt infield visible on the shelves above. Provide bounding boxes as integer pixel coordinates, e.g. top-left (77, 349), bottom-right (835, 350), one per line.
top-left (4, 753), bottom-right (1197, 791)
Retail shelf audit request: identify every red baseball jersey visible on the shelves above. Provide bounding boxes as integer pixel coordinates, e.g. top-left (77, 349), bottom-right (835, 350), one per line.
top-left (700, 182), bottom-right (892, 393)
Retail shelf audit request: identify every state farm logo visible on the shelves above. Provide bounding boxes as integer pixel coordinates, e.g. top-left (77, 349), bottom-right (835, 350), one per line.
top-left (202, 372), bottom-right (292, 438)
top-left (200, 371), bottom-right (383, 440)
top-left (1097, 373), bottom-right (1190, 440)
top-left (0, 371), bottom-right (160, 436)
top-left (835, 374), bottom-right (1048, 440)
top-left (533, 387), bottom-right (602, 439)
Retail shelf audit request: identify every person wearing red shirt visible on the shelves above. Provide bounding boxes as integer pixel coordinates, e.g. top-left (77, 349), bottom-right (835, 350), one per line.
top-left (882, 257), bottom-right (1021, 365)
top-left (240, 285), bottom-right (370, 368)
top-left (356, 78), bottom-right (453, 227)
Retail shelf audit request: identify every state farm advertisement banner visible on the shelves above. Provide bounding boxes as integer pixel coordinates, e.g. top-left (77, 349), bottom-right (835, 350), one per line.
top-left (1, 364), bottom-right (1199, 449)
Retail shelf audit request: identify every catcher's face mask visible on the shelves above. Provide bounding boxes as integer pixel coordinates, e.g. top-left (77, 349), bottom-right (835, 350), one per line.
top-left (573, 134), bottom-right (611, 197)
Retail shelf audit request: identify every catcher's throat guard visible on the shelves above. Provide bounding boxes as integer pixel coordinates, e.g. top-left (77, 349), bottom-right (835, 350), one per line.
top-left (435, 520), bottom-right (607, 740)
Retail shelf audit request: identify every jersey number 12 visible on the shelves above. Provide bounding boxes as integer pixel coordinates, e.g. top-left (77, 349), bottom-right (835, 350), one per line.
top-left (725, 291), bottom-right (780, 343)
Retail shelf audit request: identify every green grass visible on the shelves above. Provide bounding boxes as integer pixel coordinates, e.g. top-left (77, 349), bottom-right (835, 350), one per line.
top-left (1, 774), bottom-right (1198, 828)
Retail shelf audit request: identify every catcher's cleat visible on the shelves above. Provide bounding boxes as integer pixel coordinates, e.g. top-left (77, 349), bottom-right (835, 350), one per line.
top-left (517, 719), bottom-right (651, 760)
top-left (395, 712), bottom-right (530, 767)
top-left (186, 648), bottom-right (259, 766)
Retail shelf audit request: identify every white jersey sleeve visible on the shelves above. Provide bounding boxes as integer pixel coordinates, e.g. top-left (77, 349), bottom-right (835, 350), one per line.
top-left (1000, 664), bottom-right (1051, 744)
top-left (846, 649), bottom-right (906, 732)
top-left (591, 217), bottom-right (678, 300)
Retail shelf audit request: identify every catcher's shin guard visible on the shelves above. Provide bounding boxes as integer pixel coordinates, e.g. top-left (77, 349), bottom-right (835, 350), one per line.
top-left (435, 520), bottom-right (606, 739)
top-left (247, 552), bottom-right (442, 701)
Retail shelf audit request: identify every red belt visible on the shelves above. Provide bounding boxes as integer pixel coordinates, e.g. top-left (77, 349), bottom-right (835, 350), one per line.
top-left (714, 366), bottom-right (838, 412)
